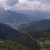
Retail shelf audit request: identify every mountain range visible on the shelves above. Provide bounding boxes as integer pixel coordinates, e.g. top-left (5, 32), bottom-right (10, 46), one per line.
top-left (0, 7), bottom-right (31, 24)
top-left (16, 10), bottom-right (50, 21)
top-left (0, 7), bottom-right (50, 24)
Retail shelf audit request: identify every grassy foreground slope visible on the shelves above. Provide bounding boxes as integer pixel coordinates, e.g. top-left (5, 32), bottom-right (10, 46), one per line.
top-left (0, 40), bottom-right (30, 50)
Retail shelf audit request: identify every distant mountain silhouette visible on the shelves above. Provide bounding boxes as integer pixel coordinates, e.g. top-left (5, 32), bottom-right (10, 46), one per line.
top-left (17, 10), bottom-right (50, 21)
top-left (0, 7), bottom-right (50, 24)
top-left (0, 7), bottom-right (31, 24)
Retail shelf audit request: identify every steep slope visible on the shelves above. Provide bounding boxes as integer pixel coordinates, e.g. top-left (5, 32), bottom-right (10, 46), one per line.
top-left (20, 19), bottom-right (50, 32)
top-left (0, 23), bottom-right (21, 40)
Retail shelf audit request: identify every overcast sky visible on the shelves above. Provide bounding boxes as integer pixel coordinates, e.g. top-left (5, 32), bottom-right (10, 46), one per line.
top-left (0, 0), bottom-right (50, 11)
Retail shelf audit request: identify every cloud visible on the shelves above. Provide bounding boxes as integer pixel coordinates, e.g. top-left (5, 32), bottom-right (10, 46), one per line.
top-left (39, 0), bottom-right (50, 2)
top-left (38, 0), bottom-right (50, 4)
top-left (6, 0), bottom-right (18, 6)
top-left (19, 0), bottom-right (27, 3)
top-left (11, 0), bottom-right (50, 11)
top-left (0, 0), bottom-right (50, 12)
top-left (28, 0), bottom-right (35, 2)
top-left (0, 0), bottom-right (6, 7)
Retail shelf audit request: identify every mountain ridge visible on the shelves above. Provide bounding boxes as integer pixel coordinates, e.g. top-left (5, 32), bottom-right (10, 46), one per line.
top-left (20, 19), bottom-right (50, 32)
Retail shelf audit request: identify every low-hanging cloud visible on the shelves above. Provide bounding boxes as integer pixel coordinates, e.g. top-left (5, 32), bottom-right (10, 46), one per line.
top-left (6, 0), bottom-right (18, 6)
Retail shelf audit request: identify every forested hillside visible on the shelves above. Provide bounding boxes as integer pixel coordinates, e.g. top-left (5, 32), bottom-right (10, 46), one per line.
top-left (0, 23), bottom-right (21, 40)
top-left (0, 23), bottom-right (41, 50)
top-left (0, 40), bottom-right (30, 50)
